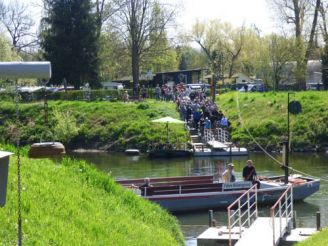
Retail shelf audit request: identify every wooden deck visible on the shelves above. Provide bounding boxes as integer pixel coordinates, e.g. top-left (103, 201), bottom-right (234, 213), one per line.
top-left (235, 217), bottom-right (291, 246)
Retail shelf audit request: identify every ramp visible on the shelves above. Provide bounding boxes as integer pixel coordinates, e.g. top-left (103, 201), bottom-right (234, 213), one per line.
top-left (235, 217), bottom-right (291, 246)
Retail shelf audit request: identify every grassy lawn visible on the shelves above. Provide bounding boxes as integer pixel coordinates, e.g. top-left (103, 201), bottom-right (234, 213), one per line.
top-left (0, 100), bottom-right (187, 151)
top-left (0, 144), bottom-right (184, 245)
top-left (217, 91), bottom-right (328, 151)
top-left (296, 228), bottom-right (328, 246)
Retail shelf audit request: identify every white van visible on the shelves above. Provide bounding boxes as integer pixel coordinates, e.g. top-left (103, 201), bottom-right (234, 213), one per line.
top-left (102, 82), bottom-right (124, 90)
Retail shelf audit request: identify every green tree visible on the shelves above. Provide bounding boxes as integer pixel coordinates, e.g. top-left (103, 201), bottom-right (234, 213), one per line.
top-left (322, 43), bottom-right (328, 89)
top-left (40, 0), bottom-right (100, 89)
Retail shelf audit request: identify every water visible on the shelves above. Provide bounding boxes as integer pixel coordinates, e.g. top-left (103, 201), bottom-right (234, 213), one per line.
top-left (68, 152), bottom-right (328, 244)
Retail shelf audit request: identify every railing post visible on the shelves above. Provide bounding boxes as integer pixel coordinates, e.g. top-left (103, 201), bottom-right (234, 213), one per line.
top-left (228, 208), bottom-right (232, 246)
top-left (278, 201), bottom-right (282, 238)
top-left (179, 185), bottom-right (182, 194)
top-left (238, 200), bottom-right (242, 237)
top-left (247, 192), bottom-right (251, 227)
top-left (271, 208), bottom-right (275, 245)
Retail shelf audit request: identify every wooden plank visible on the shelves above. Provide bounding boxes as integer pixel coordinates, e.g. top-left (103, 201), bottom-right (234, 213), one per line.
top-left (235, 217), bottom-right (291, 246)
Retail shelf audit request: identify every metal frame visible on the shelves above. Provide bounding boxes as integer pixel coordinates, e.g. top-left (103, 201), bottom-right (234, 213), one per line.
top-left (270, 185), bottom-right (293, 245)
top-left (227, 184), bottom-right (258, 246)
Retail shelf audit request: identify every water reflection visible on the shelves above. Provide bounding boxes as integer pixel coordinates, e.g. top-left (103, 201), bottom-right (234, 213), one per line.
top-left (68, 151), bottom-right (328, 243)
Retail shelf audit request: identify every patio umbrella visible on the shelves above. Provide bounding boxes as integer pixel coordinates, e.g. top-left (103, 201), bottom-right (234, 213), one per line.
top-left (151, 116), bottom-right (185, 142)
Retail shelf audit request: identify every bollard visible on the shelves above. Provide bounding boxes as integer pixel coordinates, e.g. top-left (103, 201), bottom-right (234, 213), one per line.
top-left (292, 211), bottom-right (297, 229)
top-left (209, 210), bottom-right (214, 227)
top-left (316, 211), bottom-right (321, 231)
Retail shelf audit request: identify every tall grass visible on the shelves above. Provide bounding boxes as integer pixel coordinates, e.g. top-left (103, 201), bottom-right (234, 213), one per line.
top-left (217, 91), bottom-right (328, 151)
top-left (0, 146), bottom-right (184, 245)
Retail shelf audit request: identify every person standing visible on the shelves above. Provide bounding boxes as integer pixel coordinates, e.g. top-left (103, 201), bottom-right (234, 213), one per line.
top-left (242, 160), bottom-right (257, 181)
top-left (222, 163), bottom-right (236, 183)
top-left (243, 160), bottom-right (260, 188)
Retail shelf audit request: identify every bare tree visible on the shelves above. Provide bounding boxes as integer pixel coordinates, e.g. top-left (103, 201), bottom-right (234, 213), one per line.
top-left (270, 0), bottom-right (321, 89)
top-left (0, 0), bottom-right (37, 54)
top-left (112, 0), bottom-right (175, 96)
top-left (94, 0), bottom-right (126, 38)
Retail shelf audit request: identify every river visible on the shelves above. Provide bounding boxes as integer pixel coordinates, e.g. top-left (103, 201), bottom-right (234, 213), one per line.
top-left (68, 152), bottom-right (328, 245)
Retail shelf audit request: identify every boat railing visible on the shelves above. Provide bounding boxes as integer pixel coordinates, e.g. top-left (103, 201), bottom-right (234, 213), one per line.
top-left (217, 128), bottom-right (230, 143)
top-left (270, 184), bottom-right (293, 244)
top-left (227, 184), bottom-right (258, 246)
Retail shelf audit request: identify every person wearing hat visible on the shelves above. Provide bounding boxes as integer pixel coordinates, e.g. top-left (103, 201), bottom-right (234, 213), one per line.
top-left (222, 163), bottom-right (236, 183)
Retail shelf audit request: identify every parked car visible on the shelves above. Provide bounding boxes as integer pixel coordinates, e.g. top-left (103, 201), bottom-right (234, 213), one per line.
top-left (238, 83), bottom-right (265, 92)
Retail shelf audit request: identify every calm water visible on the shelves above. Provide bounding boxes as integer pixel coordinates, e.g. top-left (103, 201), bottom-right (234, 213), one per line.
top-left (68, 152), bottom-right (328, 245)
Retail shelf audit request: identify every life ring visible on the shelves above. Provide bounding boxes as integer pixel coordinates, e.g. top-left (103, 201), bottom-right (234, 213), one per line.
top-left (28, 142), bottom-right (66, 158)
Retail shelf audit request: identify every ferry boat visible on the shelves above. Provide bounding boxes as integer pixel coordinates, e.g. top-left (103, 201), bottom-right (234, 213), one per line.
top-left (117, 175), bottom-right (320, 212)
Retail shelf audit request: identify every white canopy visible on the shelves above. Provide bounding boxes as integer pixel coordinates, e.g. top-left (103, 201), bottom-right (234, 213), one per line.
top-left (0, 62), bottom-right (51, 79)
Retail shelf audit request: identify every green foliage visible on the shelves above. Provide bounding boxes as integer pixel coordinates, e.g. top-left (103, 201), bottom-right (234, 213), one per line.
top-left (41, 0), bottom-right (100, 88)
top-left (296, 228), bottom-right (328, 246)
top-left (0, 100), bottom-right (187, 151)
top-left (217, 91), bottom-right (328, 151)
top-left (52, 109), bottom-right (79, 144)
top-left (0, 146), bottom-right (183, 245)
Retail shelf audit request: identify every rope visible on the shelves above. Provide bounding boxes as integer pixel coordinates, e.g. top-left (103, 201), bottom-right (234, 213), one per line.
top-left (15, 83), bottom-right (22, 246)
top-left (235, 93), bottom-right (328, 182)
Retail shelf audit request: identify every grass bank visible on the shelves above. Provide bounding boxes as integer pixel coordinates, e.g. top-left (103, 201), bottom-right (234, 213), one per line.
top-left (0, 100), bottom-right (187, 151)
top-left (217, 91), bottom-right (328, 151)
top-left (0, 145), bottom-right (184, 245)
top-left (296, 228), bottom-right (328, 246)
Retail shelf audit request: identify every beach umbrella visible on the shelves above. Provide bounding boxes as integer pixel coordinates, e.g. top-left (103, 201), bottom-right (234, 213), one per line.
top-left (151, 116), bottom-right (185, 142)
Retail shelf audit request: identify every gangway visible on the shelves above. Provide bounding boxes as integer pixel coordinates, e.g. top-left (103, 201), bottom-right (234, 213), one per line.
top-left (228, 185), bottom-right (293, 246)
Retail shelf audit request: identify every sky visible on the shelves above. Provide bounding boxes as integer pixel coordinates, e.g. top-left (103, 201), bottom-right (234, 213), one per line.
top-left (23, 0), bottom-right (277, 35)
top-left (165, 0), bottom-right (276, 34)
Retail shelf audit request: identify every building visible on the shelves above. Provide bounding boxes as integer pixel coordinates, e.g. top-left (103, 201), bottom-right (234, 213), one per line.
top-left (153, 68), bottom-right (203, 86)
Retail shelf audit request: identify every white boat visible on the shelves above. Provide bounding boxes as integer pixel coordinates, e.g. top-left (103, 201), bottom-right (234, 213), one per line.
top-left (193, 140), bottom-right (248, 157)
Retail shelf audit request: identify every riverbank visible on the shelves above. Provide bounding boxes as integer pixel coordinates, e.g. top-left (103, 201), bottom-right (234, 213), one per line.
top-left (217, 91), bottom-right (328, 152)
top-left (297, 228), bottom-right (328, 245)
top-left (0, 144), bottom-right (184, 245)
top-left (0, 100), bottom-right (187, 151)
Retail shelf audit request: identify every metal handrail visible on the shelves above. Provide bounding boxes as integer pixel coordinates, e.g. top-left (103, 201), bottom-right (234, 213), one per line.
top-left (227, 184), bottom-right (258, 246)
top-left (270, 185), bottom-right (293, 245)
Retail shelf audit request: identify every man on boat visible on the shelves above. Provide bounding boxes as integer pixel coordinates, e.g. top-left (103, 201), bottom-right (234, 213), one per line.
top-left (243, 160), bottom-right (260, 188)
top-left (222, 163), bottom-right (236, 183)
top-left (139, 177), bottom-right (152, 196)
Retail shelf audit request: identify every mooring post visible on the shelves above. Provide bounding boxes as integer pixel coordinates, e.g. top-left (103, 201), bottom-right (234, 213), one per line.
top-left (316, 211), bottom-right (321, 231)
top-left (209, 210), bottom-right (214, 227)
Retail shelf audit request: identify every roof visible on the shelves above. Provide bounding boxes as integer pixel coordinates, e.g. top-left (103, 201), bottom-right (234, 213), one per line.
top-left (0, 150), bottom-right (13, 159)
top-left (156, 68), bottom-right (204, 75)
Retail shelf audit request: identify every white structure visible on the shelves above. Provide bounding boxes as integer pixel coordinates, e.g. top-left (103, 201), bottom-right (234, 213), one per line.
top-left (102, 82), bottom-right (124, 90)
top-left (232, 73), bottom-right (252, 84)
top-left (0, 151), bottom-right (13, 207)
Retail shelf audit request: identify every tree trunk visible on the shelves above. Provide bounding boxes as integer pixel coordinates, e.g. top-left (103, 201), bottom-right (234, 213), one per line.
top-left (131, 41), bottom-right (140, 97)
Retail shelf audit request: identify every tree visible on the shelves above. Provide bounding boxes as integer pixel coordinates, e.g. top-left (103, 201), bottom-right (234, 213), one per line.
top-left (41, 0), bottom-right (100, 88)
top-left (0, 0), bottom-right (37, 54)
top-left (270, 0), bottom-right (321, 89)
top-left (112, 0), bottom-right (175, 96)
top-left (267, 34), bottom-right (296, 90)
top-left (322, 43), bottom-right (328, 89)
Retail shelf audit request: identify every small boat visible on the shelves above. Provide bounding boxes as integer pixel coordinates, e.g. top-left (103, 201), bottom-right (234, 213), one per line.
top-left (148, 149), bottom-right (192, 158)
top-left (117, 175), bottom-right (320, 212)
top-left (28, 142), bottom-right (66, 158)
top-left (125, 149), bottom-right (140, 156)
top-left (193, 140), bottom-right (248, 157)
